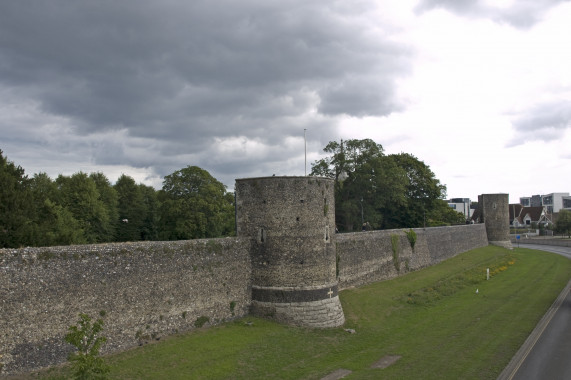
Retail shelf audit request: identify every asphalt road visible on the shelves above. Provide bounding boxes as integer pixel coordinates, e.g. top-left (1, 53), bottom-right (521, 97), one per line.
top-left (515, 243), bottom-right (571, 260)
top-left (498, 244), bottom-right (571, 380)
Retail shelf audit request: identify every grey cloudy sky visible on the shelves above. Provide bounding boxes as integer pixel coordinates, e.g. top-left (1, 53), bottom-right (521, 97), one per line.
top-left (1, 0), bottom-right (570, 202)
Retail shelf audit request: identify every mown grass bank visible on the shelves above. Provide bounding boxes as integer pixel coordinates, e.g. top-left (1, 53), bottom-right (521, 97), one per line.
top-left (35, 246), bottom-right (571, 379)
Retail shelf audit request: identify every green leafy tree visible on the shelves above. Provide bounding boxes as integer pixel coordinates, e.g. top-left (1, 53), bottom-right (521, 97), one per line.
top-left (114, 174), bottom-right (146, 241)
top-left (29, 172), bottom-right (59, 246)
top-left (29, 173), bottom-right (86, 246)
top-left (0, 150), bottom-right (34, 247)
top-left (311, 139), bottom-right (407, 231)
top-left (65, 313), bottom-right (109, 380)
top-left (426, 199), bottom-right (467, 226)
top-left (90, 172), bottom-right (119, 242)
top-left (221, 191), bottom-right (237, 237)
top-left (555, 209), bottom-right (571, 238)
top-left (139, 183), bottom-right (161, 241)
top-left (159, 166), bottom-right (234, 240)
top-left (56, 173), bottom-right (111, 244)
top-left (368, 156), bottom-right (408, 229)
top-left (30, 172), bottom-right (59, 207)
top-left (312, 140), bottom-right (447, 231)
top-left (386, 153), bottom-right (447, 228)
top-left (39, 199), bottom-right (87, 246)
top-left (313, 139), bottom-right (372, 230)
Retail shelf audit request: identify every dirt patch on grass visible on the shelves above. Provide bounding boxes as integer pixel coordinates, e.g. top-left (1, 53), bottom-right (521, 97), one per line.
top-left (320, 368), bottom-right (352, 379)
top-left (371, 355), bottom-right (401, 369)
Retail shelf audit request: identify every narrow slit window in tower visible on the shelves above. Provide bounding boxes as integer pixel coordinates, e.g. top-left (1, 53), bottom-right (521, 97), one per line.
top-left (258, 228), bottom-right (266, 243)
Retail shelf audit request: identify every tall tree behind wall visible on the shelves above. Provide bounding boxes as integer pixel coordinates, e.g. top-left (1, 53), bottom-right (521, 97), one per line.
top-left (115, 174), bottom-right (146, 242)
top-left (159, 166), bottom-right (235, 240)
top-left (311, 139), bottom-right (448, 230)
top-left (90, 172), bottom-right (119, 241)
top-left (0, 150), bottom-right (34, 247)
top-left (56, 172), bottom-right (113, 244)
top-left (139, 183), bottom-right (161, 241)
top-left (311, 139), bottom-right (408, 231)
top-left (385, 153), bottom-right (447, 228)
top-left (29, 172), bottom-right (86, 246)
top-left (428, 199), bottom-right (468, 226)
top-left (0, 150), bottom-right (238, 246)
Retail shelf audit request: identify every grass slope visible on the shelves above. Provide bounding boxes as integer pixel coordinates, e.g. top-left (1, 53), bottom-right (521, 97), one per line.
top-left (37, 246), bottom-right (571, 379)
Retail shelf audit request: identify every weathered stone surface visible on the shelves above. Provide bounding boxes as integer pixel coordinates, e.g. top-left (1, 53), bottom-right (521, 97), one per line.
top-left (336, 224), bottom-right (488, 290)
top-left (236, 176), bottom-right (344, 327)
top-left (252, 284), bottom-right (339, 303)
top-left (0, 238), bottom-right (251, 376)
top-left (0, 187), bottom-right (502, 376)
top-left (479, 193), bottom-right (512, 249)
top-left (236, 176), bottom-right (336, 287)
top-left (250, 296), bottom-right (345, 328)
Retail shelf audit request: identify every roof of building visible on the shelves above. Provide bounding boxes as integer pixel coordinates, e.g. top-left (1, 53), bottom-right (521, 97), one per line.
top-left (471, 208), bottom-right (481, 222)
top-left (516, 206), bottom-right (544, 223)
top-left (509, 204), bottom-right (523, 221)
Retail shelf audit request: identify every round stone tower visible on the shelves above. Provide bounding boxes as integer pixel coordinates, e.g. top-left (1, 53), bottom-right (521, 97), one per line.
top-left (235, 176), bottom-right (345, 328)
top-left (478, 193), bottom-right (512, 249)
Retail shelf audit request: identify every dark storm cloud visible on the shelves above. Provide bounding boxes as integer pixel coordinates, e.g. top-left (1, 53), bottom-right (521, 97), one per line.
top-left (415, 0), bottom-right (569, 28)
top-left (319, 76), bottom-right (405, 117)
top-left (507, 101), bottom-right (571, 147)
top-left (0, 0), bottom-right (412, 183)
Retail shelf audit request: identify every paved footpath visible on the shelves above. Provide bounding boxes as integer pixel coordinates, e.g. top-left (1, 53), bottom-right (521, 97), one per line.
top-left (498, 244), bottom-right (571, 380)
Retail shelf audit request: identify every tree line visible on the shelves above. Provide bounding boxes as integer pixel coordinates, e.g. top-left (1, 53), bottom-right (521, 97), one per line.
top-left (1, 139), bottom-right (467, 248)
top-left (1, 149), bottom-right (235, 248)
top-left (311, 139), bottom-right (466, 231)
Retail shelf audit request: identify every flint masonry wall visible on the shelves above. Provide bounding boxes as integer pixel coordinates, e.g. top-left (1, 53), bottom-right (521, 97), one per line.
top-left (1, 193), bottom-right (495, 376)
top-left (337, 224), bottom-right (488, 289)
top-left (0, 238), bottom-right (251, 376)
top-left (478, 193), bottom-right (512, 249)
top-left (236, 176), bottom-right (344, 328)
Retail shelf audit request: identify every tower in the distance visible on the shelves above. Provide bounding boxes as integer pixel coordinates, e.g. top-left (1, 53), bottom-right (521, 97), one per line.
top-left (478, 193), bottom-right (512, 249)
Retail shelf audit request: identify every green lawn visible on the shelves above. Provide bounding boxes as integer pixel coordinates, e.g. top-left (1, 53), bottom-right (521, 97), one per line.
top-left (38, 246), bottom-right (571, 379)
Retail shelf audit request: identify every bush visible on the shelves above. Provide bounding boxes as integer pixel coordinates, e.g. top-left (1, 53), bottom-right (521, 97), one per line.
top-left (404, 229), bottom-right (417, 251)
top-left (194, 316), bottom-right (210, 328)
top-left (65, 313), bottom-right (109, 380)
top-left (555, 210), bottom-right (571, 238)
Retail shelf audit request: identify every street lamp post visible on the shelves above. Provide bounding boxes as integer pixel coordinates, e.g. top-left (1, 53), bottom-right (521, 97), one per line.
top-left (360, 197), bottom-right (364, 227)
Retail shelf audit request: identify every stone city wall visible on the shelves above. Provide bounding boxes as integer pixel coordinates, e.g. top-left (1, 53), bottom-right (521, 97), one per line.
top-left (1, 224), bottom-right (488, 376)
top-left (0, 238), bottom-right (251, 376)
top-left (336, 224), bottom-right (488, 289)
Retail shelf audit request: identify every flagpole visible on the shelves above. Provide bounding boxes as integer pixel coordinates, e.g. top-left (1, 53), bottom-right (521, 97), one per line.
top-left (304, 129), bottom-right (307, 176)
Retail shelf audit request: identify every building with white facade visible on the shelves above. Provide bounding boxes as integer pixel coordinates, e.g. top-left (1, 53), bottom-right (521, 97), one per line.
top-left (539, 193), bottom-right (570, 213)
top-left (519, 193), bottom-right (570, 213)
top-left (447, 198), bottom-right (472, 220)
